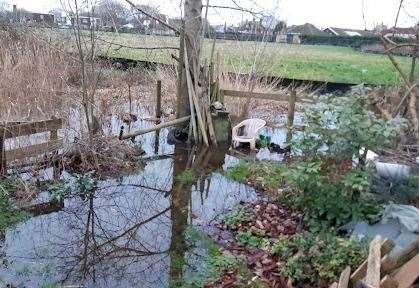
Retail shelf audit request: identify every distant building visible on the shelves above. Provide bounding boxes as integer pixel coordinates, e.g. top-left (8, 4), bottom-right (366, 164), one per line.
top-left (381, 27), bottom-right (418, 39)
top-left (70, 16), bottom-right (102, 30)
top-left (277, 23), bottom-right (327, 44)
top-left (10, 5), bottom-right (55, 26)
top-left (323, 27), bottom-right (376, 37)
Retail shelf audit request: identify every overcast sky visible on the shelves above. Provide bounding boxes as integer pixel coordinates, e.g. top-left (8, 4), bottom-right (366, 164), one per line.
top-left (6, 0), bottom-right (419, 29)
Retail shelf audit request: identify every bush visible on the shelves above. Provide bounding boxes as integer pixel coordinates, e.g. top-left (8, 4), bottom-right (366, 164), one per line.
top-left (294, 88), bottom-right (405, 166)
top-left (271, 232), bottom-right (367, 284)
top-left (283, 159), bottom-right (382, 230)
top-left (0, 179), bottom-right (29, 233)
top-left (300, 35), bottom-right (408, 48)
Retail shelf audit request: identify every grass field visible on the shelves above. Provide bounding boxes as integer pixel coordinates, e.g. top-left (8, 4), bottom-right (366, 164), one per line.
top-left (41, 29), bottom-right (418, 86)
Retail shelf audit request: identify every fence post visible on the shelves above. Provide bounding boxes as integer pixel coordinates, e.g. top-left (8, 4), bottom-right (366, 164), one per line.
top-left (286, 89), bottom-right (296, 143)
top-left (156, 80), bottom-right (162, 122)
top-left (0, 135), bottom-right (5, 175)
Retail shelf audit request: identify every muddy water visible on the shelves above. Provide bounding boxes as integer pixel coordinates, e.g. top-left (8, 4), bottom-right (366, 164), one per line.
top-left (0, 119), bottom-right (290, 287)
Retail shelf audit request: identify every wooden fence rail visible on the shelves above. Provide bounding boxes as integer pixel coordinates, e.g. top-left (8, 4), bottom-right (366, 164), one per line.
top-left (330, 236), bottom-right (419, 288)
top-left (0, 118), bottom-right (64, 174)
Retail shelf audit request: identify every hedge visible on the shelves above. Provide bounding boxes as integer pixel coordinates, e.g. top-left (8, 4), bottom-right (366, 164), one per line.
top-left (300, 35), bottom-right (408, 48)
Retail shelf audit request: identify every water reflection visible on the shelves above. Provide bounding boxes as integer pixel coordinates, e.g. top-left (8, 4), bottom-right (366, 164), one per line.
top-left (0, 143), bottom-right (259, 287)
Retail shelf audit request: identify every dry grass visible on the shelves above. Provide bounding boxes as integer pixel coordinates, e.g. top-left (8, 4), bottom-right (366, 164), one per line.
top-left (0, 29), bottom-right (73, 122)
top-left (63, 136), bottom-right (144, 177)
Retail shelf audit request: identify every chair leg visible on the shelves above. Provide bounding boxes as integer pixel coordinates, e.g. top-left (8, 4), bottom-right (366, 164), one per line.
top-left (250, 140), bottom-right (256, 150)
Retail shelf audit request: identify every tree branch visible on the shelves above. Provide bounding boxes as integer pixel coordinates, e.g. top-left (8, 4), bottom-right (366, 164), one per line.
top-left (205, 5), bottom-right (264, 17)
top-left (123, 0), bottom-right (179, 33)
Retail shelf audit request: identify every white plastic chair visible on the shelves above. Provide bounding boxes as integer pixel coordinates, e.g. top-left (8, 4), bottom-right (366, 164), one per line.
top-left (232, 119), bottom-right (266, 150)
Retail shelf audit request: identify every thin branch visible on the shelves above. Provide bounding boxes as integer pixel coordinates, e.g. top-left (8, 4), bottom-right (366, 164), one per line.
top-left (123, 0), bottom-right (179, 33)
top-left (205, 5), bottom-right (264, 17)
top-left (393, 84), bottom-right (417, 117)
top-left (384, 42), bottom-right (419, 54)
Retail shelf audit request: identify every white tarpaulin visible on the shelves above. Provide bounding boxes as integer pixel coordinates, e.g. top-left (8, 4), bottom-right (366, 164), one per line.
top-left (381, 204), bottom-right (419, 233)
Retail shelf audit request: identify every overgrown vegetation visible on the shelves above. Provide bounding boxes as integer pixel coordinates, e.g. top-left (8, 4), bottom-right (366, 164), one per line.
top-left (221, 86), bottom-right (407, 286)
top-left (271, 232), bottom-right (367, 284)
top-left (0, 178), bottom-right (29, 233)
top-left (295, 88), bottom-right (405, 165)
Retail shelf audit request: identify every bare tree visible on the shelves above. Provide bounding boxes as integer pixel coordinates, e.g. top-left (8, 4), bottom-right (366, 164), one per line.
top-left (65, 0), bottom-right (102, 137)
top-left (176, 0), bottom-right (203, 118)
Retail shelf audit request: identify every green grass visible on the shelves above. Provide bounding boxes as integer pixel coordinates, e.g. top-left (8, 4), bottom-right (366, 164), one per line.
top-left (36, 28), bottom-right (417, 85)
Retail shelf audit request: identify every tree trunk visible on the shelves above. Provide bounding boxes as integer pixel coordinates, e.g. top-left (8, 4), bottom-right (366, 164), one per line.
top-left (176, 0), bottom-right (202, 119)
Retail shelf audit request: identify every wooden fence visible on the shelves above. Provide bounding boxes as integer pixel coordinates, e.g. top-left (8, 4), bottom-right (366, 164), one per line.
top-left (0, 118), bottom-right (65, 174)
top-left (330, 236), bottom-right (419, 288)
top-left (221, 88), bottom-right (305, 140)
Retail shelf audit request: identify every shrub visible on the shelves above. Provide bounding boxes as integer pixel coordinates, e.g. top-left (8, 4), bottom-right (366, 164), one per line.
top-left (271, 232), bottom-right (367, 284)
top-left (0, 179), bottom-right (29, 233)
top-left (294, 88), bottom-right (405, 166)
top-left (300, 35), bottom-right (408, 48)
top-left (283, 159), bottom-right (382, 230)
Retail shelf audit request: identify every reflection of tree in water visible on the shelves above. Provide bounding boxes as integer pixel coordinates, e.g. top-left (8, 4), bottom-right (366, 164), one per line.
top-left (30, 145), bottom-right (227, 287)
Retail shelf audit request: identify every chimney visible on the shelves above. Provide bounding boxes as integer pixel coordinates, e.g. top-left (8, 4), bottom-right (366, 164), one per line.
top-left (12, 5), bottom-right (17, 22)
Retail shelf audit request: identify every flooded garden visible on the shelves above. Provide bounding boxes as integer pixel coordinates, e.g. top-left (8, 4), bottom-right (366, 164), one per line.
top-left (1, 15), bottom-right (419, 288)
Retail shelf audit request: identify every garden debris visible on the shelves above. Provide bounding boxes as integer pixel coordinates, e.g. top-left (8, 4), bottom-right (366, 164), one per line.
top-left (63, 137), bottom-right (143, 177)
top-left (269, 143), bottom-right (291, 154)
top-left (209, 201), bottom-right (303, 287)
top-left (381, 204), bottom-right (419, 233)
top-left (217, 202), bottom-right (302, 238)
top-left (167, 127), bottom-right (189, 144)
top-left (331, 235), bottom-right (419, 288)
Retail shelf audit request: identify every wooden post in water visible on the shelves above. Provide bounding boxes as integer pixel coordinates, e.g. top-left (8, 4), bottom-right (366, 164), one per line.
top-left (50, 126), bottom-right (59, 180)
top-left (0, 134), bottom-right (5, 175)
top-left (156, 80), bottom-right (162, 122)
top-left (286, 89), bottom-right (297, 143)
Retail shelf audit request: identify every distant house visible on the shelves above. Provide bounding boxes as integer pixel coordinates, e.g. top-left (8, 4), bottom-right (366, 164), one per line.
top-left (323, 27), bottom-right (376, 37)
top-left (381, 27), bottom-right (418, 39)
top-left (70, 16), bottom-right (102, 30)
top-left (277, 23), bottom-right (327, 44)
top-left (11, 5), bottom-right (55, 26)
top-left (23, 12), bottom-right (54, 26)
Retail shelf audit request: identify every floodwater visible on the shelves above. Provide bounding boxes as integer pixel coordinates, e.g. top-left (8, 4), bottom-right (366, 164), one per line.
top-left (0, 116), bottom-right (291, 287)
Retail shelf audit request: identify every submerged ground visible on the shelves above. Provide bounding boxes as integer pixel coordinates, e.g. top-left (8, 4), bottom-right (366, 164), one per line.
top-left (0, 114), bottom-right (289, 287)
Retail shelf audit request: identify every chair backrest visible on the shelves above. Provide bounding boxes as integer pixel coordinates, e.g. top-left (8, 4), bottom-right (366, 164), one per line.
top-left (240, 119), bottom-right (266, 136)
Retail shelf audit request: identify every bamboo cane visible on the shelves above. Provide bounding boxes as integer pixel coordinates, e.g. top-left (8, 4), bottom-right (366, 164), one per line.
top-left (184, 39), bottom-right (209, 146)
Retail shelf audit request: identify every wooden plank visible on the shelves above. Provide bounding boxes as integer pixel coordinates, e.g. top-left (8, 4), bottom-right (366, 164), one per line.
top-left (365, 235), bottom-right (382, 288)
top-left (338, 266), bottom-right (351, 288)
top-left (393, 253), bottom-right (419, 288)
top-left (382, 238), bottom-right (419, 275)
top-left (5, 140), bottom-right (63, 161)
top-left (351, 238), bottom-right (395, 285)
top-left (120, 116), bottom-right (191, 140)
top-left (380, 276), bottom-right (399, 288)
top-left (1, 119), bottom-right (63, 139)
top-left (221, 89), bottom-right (290, 102)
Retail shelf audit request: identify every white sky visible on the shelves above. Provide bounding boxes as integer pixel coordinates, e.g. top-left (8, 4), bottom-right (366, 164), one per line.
top-left (6, 0), bottom-right (419, 29)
